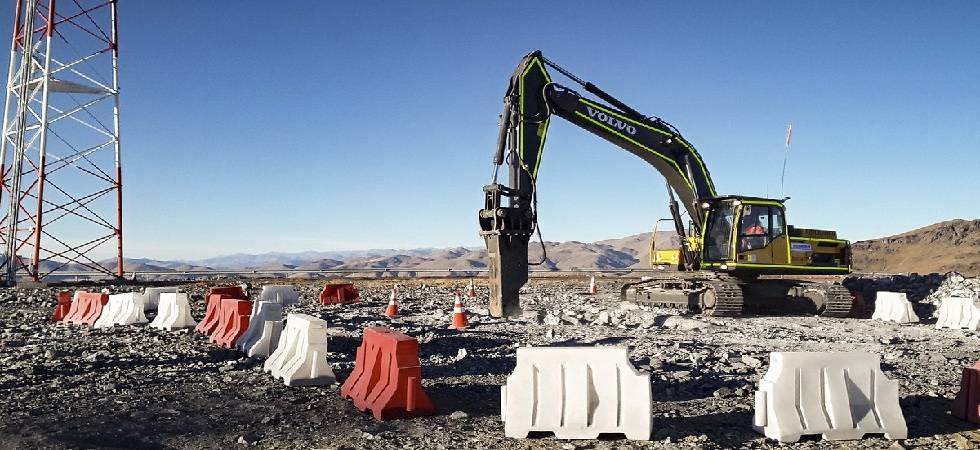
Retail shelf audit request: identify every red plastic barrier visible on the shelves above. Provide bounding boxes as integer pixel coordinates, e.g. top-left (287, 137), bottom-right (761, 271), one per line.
top-left (62, 292), bottom-right (109, 326)
top-left (61, 291), bottom-right (85, 323)
top-left (196, 294), bottom-right (232, 335)
top-left (210, 298), bottom-right (252, 348)
top-left (340, 327), bottom-right (434, 420)
top-left (208, 286), bottom-right (246, 299)
top-left (51, 291), bottom-right (73, 322)
top-left (195, 286), bottom-right (248, 335)
top-left (952, 361), bottom-right (980, 424)
top-left (320, 283), bottom-right (359, 305)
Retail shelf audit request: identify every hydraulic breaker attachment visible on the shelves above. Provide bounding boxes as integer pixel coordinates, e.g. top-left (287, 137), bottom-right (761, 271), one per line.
top-left (479, 183), bottom-right (533, 317)
top-left (483, 233), bottom-right (529, 317)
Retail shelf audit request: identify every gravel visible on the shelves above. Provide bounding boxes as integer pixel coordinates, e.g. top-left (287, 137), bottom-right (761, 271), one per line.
top-left (0, 276), bottom-right (977, 449)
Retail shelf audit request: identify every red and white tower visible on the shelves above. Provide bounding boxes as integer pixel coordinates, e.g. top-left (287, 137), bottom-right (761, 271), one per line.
top-left (0, 0), bottom-right (123, 284)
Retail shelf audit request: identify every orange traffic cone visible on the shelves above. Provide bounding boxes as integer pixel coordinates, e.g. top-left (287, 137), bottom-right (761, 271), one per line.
top-left (448, 290), bottom-right (468, 330)
top-left (384, 286), bottom-right (399, 317)
top-left (466, 280), bottom-right (476, 299)
top-left (588, 276), bottom-right (598, 295)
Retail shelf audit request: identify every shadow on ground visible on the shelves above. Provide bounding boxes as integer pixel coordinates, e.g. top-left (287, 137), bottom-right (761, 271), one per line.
top-left (905, 394), bottom-right (975, 437)
top-left (426, 382), bottom-right (501, 419)
top-left (656, 409), bottom-right (756, 447)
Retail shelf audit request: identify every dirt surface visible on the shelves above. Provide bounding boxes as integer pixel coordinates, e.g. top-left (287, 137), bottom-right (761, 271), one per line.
top-left (0, 278), bottom-right (977, 449)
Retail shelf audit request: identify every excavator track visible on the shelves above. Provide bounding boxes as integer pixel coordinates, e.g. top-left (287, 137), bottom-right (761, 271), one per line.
top-left (816, 283), bottom-right (856, 318)
top-left (622, 273), bottom-right (856, 318)
top-left (621, 272), bottom-right (744, 317)
top-left (701, 279), bottom-right (745, 317)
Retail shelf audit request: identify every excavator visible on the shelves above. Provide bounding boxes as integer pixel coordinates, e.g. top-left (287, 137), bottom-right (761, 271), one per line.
top-left (478, 50), bottom-right (855, 318)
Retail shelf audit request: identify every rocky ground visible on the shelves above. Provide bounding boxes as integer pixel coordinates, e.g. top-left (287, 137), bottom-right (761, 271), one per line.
top-left (1, 276), bottom-right (979, 449)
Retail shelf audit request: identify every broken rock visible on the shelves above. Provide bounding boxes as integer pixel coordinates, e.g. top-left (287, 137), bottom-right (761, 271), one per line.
top-left (521, 309), bottom-right (543, 324)
top-left (742, 355), bottom-right (763, 368)
top-left (661, 316), bottom-right (713, 331)
top-left (594, 310), bottom-right (611, 325)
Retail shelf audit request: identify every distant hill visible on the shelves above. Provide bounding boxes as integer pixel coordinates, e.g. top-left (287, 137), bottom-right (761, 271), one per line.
top-left (14, 220), bottom-right (979, 278)
top-left (295, 258), bottom-right (344, 271)
top-left (184, 248), bottom-right (435, 270)
top-left (851, 219), bottom-right (980, 276)
top-left (526, 240), bottom-right (637, 270)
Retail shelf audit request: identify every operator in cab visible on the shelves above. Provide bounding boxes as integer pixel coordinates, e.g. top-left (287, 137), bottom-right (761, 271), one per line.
top-left (741, 212), bottom-right (767, 250)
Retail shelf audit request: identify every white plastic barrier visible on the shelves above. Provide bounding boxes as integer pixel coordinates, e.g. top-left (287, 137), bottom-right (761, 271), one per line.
top-left (753, 352), bottom-right (907, 443)
top-left (259, 285), bottom-right (299, 307)
top-left (94, 293), bottom-right (147, 328)
top-left (236, 301), bottom-right (284, 357)
top-left (141, 286), bottom-right (179, 311)
top-left (935, 297), bottom-right (980, 330)
top-left (263, 313), bottom-right (335, 386)
top-left (871, 292), bottom-right (919, 323)
top-left (247, 318), bottom-right (284, 358)
top-left (93, 295), bottom-right (123, 328)
top-left (149, 293), bottom-right (198, 331)
top-left (501, 347), bottom-right (651, 440)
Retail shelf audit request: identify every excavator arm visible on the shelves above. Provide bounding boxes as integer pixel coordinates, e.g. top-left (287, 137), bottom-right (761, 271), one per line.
top-left (479, 51), bottom-right (718, 317)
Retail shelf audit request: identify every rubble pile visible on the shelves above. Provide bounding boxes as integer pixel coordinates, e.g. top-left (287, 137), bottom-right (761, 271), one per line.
top-left (923, 272), bottom-right (980, 304)
top-left (843, 272), bottom-right (948, 302)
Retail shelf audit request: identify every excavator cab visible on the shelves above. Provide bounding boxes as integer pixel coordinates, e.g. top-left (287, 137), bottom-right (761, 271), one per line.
top-left (698, 196), bottom-right (851, 275)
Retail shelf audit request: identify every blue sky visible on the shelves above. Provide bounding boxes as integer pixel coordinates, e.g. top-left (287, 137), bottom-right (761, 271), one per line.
top-left (5, 1), bottom-right (977, 260)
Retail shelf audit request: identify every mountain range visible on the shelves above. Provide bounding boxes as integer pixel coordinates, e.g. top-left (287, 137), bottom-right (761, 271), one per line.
top-left (23, 219), bottom-right (980, 277)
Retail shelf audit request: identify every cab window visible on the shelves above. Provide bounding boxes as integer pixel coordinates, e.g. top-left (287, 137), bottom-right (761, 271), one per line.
top-left (737, 204), bottom-right (787, 251)
top-left (770, 207), bottom-right (785, 238)
top-left (738, 205), bottom-right (769, 251)
top-left (704, 204), bottom-right (735, 261)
